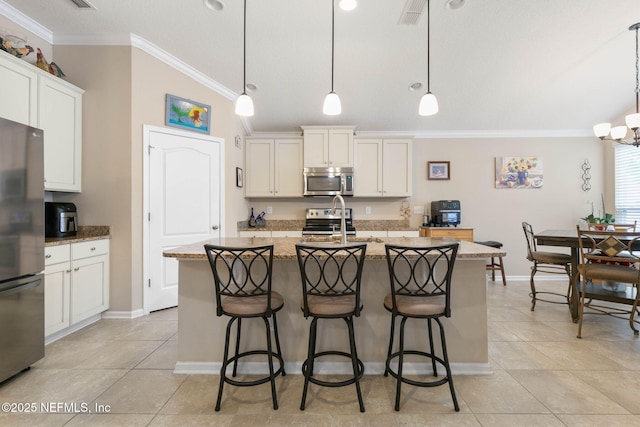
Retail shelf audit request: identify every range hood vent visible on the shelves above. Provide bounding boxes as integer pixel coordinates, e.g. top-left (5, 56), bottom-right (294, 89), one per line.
top-left (67, 0), bottom-right (96, 9)
top-left (398, 0), bottom-right (426, 25)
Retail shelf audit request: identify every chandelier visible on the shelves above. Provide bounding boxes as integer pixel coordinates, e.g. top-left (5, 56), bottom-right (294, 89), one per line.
top-left (593, 23), bottom-right (640, 146)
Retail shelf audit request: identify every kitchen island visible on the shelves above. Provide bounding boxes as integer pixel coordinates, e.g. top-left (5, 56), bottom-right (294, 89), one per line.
top-left (163, 237), bottom-right (504, 376)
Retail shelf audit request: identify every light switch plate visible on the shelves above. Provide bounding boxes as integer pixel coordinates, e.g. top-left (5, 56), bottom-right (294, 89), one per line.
top-left (413, 206), bottom-right (424, 214)
top-left (365, 206), bottom-right (371, 215)
top-left (267, 206), bottom-right (272, 214)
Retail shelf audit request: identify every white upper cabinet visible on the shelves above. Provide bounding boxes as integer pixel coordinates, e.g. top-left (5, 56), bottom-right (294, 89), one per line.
top-left (354, 138), bottom-right (412, 197)
top-left (302, 126), bottom-right (355, 168)
top-left (0, 54), bottom-right (38, 126)
top-left (0, 51), bottom-right (84, 192)
top-left (245, 138), bottom-right (303, 197)
top-left (39, 77), bottom-right (83, 192)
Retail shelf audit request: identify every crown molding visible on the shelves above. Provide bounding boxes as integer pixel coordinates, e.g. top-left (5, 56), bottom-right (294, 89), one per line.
top-left (356, 129), bottom-right (594, 139)
top-left (0, 0), bottom-right (52, 43)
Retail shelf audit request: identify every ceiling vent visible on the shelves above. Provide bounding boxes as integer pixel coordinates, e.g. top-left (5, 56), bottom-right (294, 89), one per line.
top-left (67, 0), bottom-right (96, 9)
top-left (398, 0), bottom-right (426, 25)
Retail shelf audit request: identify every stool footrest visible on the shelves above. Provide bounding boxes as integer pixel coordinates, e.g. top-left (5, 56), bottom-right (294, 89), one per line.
top-left (302, 350), bottom-right (364, 388)
top-left (222, 350), bottom-right (285, 387)
top-left (386, 350), bottom-right (451, 388)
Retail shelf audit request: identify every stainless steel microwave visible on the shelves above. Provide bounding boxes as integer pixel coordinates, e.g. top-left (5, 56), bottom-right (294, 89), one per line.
top-left (303, 167), bottom-right (354, 197)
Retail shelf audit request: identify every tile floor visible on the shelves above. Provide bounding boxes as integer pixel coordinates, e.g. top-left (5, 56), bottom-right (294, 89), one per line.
top-left (2, 279), bottom-right (640, 426)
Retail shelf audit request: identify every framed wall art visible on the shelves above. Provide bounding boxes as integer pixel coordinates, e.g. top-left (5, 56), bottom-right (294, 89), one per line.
top-left (495, 156), bottom-right (543, 189)
top-left (427, 161), bottom-right (450, 180)
top-left (236, 167), bottom-right (244, 188)
top-left (165, 94), bottom-right (211, 134)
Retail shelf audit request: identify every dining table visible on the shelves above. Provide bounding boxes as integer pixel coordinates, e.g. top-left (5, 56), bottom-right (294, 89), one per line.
top-left (535, 228), bottom-right (640, 322)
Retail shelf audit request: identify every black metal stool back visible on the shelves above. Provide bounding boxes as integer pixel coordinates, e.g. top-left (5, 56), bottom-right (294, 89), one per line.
top-left (295, 243), bottom-right (367, 412)
top-left (384, 242), bottom-right (460, 411)
top-left (204, 244), bottom-right (285, 411)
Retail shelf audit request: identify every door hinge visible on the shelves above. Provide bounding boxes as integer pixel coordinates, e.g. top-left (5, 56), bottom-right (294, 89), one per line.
top-left (148, 278), bottom-right (151, 288)
top-left (148, 212), bottom-right (151, 221)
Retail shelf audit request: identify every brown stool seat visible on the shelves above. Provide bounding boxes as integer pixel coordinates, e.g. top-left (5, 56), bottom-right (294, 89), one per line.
top-left (475, 241), bottom-right (507, 286)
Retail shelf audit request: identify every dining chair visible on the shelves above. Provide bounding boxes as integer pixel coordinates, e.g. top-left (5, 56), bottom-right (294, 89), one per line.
top-left (204, 243), bottom-right (286, 411)
top-left (574, 226), bottom-right (640, 338)
top-left (522, 222), bottom-right (572, 311)
top-left (295, 242), bottom-right (367, 413)
top-left (383, 242), bottom-right (460, 412)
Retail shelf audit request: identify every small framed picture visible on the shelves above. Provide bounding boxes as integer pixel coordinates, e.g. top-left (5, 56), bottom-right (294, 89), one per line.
top-left (428, 161), bottom-right (450, 180)
top-left (165, 94), bottom-right (211, 134)
top-left (236, 167), bottom-right (243, 188)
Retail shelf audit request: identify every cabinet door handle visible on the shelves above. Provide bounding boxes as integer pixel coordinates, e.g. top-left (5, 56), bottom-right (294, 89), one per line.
top-left (74, 267), bottom-right (80, 272)
top-left (45, 254), bottom-right (52, 259)
top-left (91, 247), bottom-right (96, 251)
top-left (212, 225), bottom-right (219, 230)
top-left (66, 269), bottom-right (71, 273)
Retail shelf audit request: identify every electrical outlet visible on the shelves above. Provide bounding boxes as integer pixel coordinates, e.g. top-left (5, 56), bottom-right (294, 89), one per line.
top-left (365, 206), bottom-right (371, 215)
top-left (413, 206), bottom-right (424, 214)
top-left (266, 206), bottom-right (272, 214)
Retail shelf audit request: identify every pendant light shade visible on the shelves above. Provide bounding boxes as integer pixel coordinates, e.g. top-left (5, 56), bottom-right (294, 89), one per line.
top-left (419, 0), bottom-right (438, 116)
top-left (339, 0), bottom-right (357, 11)
top-left (419, 92), bottom-right (438, 116)
top-left (323, 91), bottom-right (342, 115)
top-left (236, 0), bottom-right (254, 117)
top-left (235, 93), bottom-right (254, 116)
top-left (324, 0), bottom-right (341, 115)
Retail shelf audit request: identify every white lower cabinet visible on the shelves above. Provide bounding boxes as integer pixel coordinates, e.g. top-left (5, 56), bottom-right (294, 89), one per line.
top-left (44, 239), bottom-right (110, 337)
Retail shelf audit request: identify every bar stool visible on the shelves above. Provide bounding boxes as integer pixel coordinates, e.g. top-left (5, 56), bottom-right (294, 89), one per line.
top-left (204, 244), bottom-right (285, 411)
top-left (295, 242), bottom-right (368, 413)
top-left (474, 240), bottom-right (507, 286)
top-left (384, 242), bottom-right (460, 412)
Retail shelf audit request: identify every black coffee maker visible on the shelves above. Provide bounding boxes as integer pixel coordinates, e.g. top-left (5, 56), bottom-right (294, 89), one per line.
top-left (45, 202), bottom-right (78, 237)
top-left (430, 200), bottom-right (461, 227)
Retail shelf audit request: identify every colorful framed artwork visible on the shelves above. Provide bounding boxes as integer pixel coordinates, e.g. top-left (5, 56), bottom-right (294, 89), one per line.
top-left (165, 94), bottom-right (211, 134)
top-left (495, 156), bottom-right (543, 189)
top-left (428, 161), bottom-right (450, 180)
top-left (236, 167), bottom-right (243, 188)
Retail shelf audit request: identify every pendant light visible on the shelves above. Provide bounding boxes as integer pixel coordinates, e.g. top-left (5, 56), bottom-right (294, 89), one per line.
top-left (593, 22), bottom-right (640, 146)
top-left (323, 0), bottom-right (342, 115)
top-left (419, 0), bottom-right (438, 116)
top-left (235, 0), bottom-right (254, 117)
top-left (339, 0), bottom-right (357, 11)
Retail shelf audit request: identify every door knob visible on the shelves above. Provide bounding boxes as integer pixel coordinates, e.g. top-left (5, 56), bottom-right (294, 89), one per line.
top-left (212, 225), bottom-right (219, 230)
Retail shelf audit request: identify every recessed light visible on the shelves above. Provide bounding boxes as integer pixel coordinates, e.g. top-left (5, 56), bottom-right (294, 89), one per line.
top-left (246, 83), bottom-right (257, 92)
top-left (445, 0), bottom-right (465, 10)
top-left (204, 0), bottom-right (224, 11)
top-left (409, 82), bottom-right (423, 91)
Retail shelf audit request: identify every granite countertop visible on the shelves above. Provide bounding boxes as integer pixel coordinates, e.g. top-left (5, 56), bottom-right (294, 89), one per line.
top-left (164, 236), bottom-right (505, 260)
top-left (45, 226), bottom-right (110, 246)
top-left (237, 219), bottom-right (416, 232)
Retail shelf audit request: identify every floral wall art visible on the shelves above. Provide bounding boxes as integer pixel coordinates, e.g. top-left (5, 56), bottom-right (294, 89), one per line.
top-left (495, 156), bottom-right (543, 189)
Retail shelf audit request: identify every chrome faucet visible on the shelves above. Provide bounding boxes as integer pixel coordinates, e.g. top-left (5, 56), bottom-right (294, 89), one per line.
top-left (331, 194), bottom-right (347, 245)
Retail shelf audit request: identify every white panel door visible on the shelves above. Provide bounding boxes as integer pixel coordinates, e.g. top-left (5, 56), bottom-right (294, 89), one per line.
top-left (147, 127), bottom-right (222, 312)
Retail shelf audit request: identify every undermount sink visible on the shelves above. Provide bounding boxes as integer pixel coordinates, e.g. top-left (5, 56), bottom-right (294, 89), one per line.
top-left (300, 236), bottom-right (384, 244)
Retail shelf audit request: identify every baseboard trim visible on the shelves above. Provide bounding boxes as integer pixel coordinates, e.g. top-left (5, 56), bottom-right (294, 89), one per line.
top-left (174, 361), bottom-right (493, 376)
top-left (45, 314), bottom-right (102, 345)
top-left (102, 309), bottom-right (145, 319)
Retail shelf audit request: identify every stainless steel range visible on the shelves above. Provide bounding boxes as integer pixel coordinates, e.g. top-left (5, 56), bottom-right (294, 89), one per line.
top-left (302, 208), bottom-right (356, 236)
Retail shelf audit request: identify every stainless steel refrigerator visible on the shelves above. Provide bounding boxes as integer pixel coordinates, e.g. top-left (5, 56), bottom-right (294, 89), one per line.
top-left (0, 117), bottom-right (45, 383)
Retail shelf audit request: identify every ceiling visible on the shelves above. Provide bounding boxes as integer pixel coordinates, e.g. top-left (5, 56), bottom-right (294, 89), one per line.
top-left (1, 0), bottom-right (639, 136)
